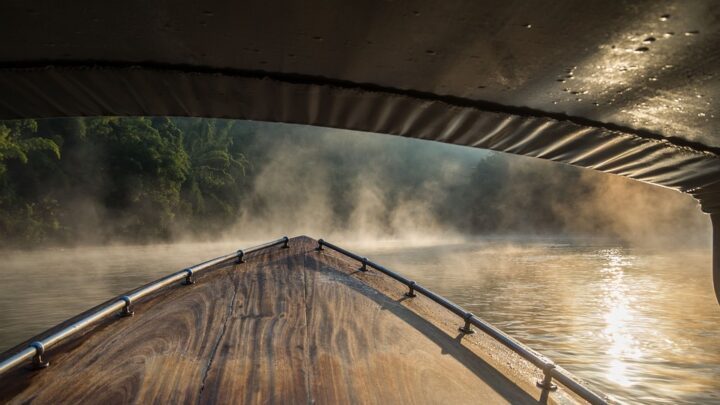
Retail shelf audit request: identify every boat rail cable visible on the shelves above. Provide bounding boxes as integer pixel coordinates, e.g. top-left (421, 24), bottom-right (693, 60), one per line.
top-left (0, 236), bottom-right (290, 377)
top-left (316, 239), bottom-right (608, 405)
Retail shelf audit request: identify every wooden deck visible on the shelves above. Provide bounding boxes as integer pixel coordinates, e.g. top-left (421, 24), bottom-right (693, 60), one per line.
top-left (0, 236), bottom-right (577, 404)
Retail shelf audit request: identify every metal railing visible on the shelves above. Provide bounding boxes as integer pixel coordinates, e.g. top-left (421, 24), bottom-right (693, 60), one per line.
top-left (316, 239), bottom-right (607, 405)
top-left (0, 235), bottom-right (607, 404)
top-left (0, 236), bottom-right (290, 376)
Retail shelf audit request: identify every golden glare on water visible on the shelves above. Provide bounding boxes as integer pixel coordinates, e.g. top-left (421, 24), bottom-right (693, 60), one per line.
top-left (599, 249), bottom-right (641, 388)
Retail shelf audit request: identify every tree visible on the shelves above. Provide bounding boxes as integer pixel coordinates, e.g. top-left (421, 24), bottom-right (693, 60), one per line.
top-left (0, 120), bottom-right (61, 245)
top-left (180, 119), bottom-right (249, 228)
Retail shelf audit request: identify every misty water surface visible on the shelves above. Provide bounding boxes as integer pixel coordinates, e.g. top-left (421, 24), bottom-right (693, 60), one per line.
top-left (1, 238), bottom-right (719, 404)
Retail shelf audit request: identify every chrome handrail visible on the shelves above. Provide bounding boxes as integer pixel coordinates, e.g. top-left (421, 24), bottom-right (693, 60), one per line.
top-left (0, 236), bottom-right (290, 376)
top-left (316, 238), bottom-right (607, 405)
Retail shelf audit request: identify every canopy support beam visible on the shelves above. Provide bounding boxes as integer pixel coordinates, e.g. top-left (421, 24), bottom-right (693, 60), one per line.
top-left (713, 215), bottom-right (720, 305)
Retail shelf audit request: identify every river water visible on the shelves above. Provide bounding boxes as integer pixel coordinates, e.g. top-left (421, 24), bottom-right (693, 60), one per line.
top-left (1, 238), bottom-right (718, 404)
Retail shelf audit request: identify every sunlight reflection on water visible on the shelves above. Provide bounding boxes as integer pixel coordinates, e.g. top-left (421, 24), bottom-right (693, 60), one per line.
top-left (600, 249), bottom-right (639, 388)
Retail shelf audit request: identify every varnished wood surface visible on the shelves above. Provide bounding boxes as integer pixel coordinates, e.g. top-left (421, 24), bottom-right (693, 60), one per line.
top-left (0, 236), bottom-right (574, 404)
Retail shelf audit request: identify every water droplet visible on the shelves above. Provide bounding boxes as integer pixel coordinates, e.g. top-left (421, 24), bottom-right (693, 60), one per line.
top-left (685, 30), bottom-right (699, 36)
top-left (557, 79), bottom-right (566, 83)
top-left (562, 88), bottom-right (570, 92)
top-left (649, 77), bottom-right (658, 81)
top-left (643, 37), bottom-right (656, 43)
top-left (576, 98), bottom-right (583, 102)
top-left (571, 90), bottom-right (579, 95)
top-left (663, 32), bottom-right (675, 38)
top-left (659, 14), bottom-right (670, 21)
top-left (698, 112), bottom-right (706, 117)
top-left (523, 23), bottom-right (532, 29)
top-left (696, 94), bottom-right (703, 98)
top-left (426, 49), bottom-right (436, 55)
top-left (593, 102), bottom-right (600, 106)
top-left (635, 46), bottom-right (650, 52)
top-left (552, 101), bottom-right (559, 105)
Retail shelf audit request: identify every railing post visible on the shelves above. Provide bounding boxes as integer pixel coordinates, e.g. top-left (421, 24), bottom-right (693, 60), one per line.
top-left (29, 342), bottom-right (49, 369)
top-left (405, 281), bottom-right (417, 297)
top-left (119, 295), bottom-right (134, 317)
top-left (236, 250), bottom-right (245, 264)
top-left (183, 268), bottom-right (195, 285)
top-left (536, 363), bottom-right (558, 391)
top-left (282, 236), bottom-right (290, 249)
top-left (458, 312), bottom-right (475, 334)
top-left (360, 257), bottom-right (368, 272)
top-left (316, 239), bottom-right (325, 251)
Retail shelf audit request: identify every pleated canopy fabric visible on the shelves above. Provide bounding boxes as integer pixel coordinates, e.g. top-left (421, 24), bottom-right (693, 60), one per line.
top-left (1, 0), bottom-right (720, 301)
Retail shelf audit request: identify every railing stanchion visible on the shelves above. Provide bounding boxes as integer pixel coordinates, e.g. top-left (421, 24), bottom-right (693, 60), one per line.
top-left (29, 342), bottom-right (49, 369)
top-left (458, 312), bottom-right (475, 334)
top-left (119, 296), bottom-right (134, 317)
top-left (316, 239), bottom-right (325, 251)
top-left (236, 250), bottom-right (245, 264)
top-left (360, 257), bottom-right (368, 272)
top-left (405, 281), bottom-right (417, 298)
top-left (282, 236), bottom-right (290, 249)
top-left (537, 363), bottom-right (558, 391)
top-left (183, 268), bottom-right (195, 285)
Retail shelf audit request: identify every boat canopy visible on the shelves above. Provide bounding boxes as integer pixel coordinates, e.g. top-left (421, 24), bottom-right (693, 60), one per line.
top-left (1, 0), bottom-right (720, 302)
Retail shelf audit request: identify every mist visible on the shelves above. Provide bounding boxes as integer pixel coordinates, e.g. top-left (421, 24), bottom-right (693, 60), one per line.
top-left (0, 117), bottom-right (710, 249)
top-left (208, 121), bottom-right (710, 248)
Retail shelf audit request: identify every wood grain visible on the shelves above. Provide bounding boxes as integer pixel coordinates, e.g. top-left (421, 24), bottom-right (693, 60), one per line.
top-left (0, 236), bottom-right (557, 404)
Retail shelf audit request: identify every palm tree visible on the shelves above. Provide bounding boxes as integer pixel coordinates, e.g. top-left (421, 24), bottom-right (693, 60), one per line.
top-left (182, 119), bottom-right (250, 222)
